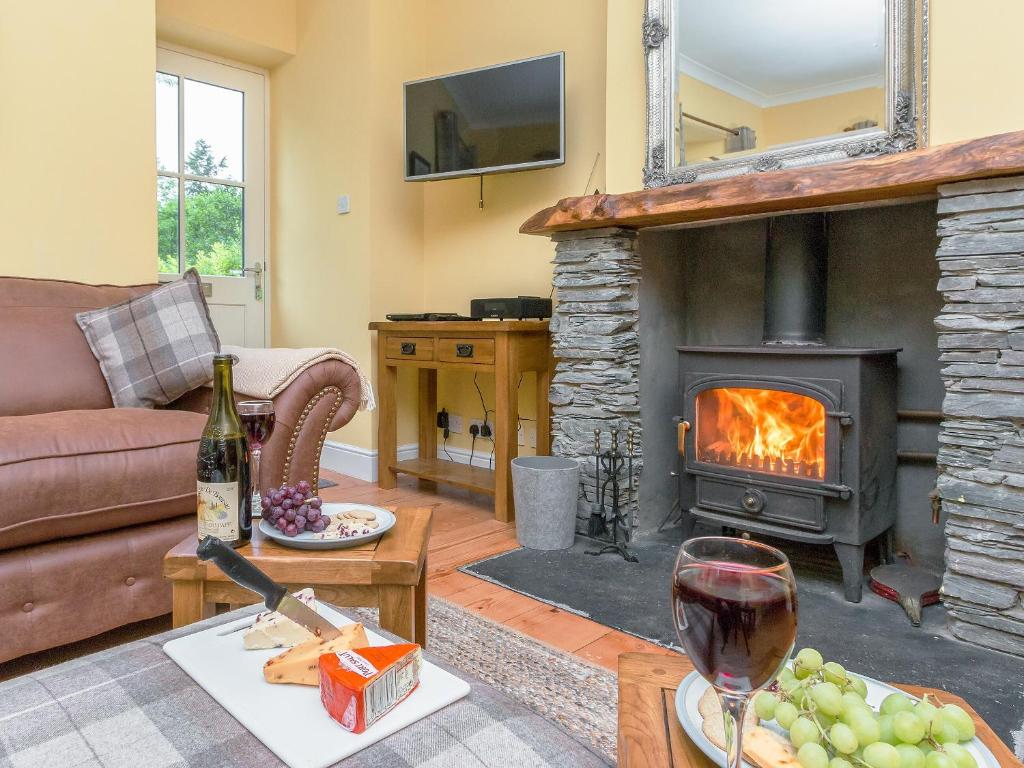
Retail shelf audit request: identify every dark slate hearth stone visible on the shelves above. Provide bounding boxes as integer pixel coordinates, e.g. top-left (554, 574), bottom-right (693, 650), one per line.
top-left (462, 535), bottom-right (1024, 753)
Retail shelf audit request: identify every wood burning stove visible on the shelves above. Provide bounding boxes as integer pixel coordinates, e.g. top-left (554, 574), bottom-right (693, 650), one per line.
top-left (676, 214), bottom-right (900, 602)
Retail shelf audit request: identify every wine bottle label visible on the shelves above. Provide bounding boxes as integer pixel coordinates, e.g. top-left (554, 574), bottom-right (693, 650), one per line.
top-left (197, 481), bottom-right (240, 540)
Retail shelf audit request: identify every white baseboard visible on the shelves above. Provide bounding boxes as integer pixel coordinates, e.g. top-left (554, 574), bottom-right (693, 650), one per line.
top-left (320, 440), bottom-right (496, 482)
top-left (320, 441), bottom-right (418, 483)
top-left (437, 443), bottom-right (497, 470)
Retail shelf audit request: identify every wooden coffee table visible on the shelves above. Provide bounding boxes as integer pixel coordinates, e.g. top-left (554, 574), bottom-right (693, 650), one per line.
top-left (617, 653), bottom-right (1017, 767)
top-left (163, 506), bottom-right (431, 646)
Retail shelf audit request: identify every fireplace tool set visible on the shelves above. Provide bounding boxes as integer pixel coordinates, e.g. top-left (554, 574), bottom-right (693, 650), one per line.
top-left (583, 427), bottom-right (639, 562)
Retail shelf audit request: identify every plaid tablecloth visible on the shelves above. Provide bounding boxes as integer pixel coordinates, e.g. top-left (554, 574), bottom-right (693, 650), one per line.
top-left (0, 608), bottom-right (610, 768)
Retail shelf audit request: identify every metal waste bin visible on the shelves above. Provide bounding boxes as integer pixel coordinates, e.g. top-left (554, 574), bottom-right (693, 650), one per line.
top-left (511, 456), bottom-right (580, 550)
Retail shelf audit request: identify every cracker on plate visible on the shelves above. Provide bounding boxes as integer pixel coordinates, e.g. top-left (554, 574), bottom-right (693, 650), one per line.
top-left (698, 687), bottom-right (796, 768)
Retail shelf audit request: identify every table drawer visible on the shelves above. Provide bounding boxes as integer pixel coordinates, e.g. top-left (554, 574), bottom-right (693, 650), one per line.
top-left (385, 336), bottom-right (435, 361)
top-left (437, 338), bottom-right (495, 365)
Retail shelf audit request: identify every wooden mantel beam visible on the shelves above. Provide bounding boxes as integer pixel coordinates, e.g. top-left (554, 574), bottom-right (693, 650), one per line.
top-left (520, 130), bottom-right (1024, 236)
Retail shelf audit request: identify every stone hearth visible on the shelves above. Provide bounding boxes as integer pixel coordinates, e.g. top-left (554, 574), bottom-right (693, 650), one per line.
top-left (544, 175), bottom-right (1024, 658)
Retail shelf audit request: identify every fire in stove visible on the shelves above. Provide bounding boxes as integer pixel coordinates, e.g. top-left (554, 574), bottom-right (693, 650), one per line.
top-left (695, 387), bottom-right (826, 480)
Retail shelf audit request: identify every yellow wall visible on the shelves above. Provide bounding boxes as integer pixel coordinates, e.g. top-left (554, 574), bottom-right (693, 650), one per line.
top-left (416, 0), bottom-right (608, 455)
top-left (0, 0), bottom-right (156, 284)
top-left (929, 0), bottom-right (1024, 145)
top-left (604, 0), bottom-right (645, 193)
top-left (269, 1), bottom-right (376, 449)
top-left (763, 88), bottom-right (884, 147)
top-left (156, 0), bottom-right (297, 67)
top-left (270, 0), bottom-right (427, 450)
top-left (268, 0), bottom-right (609, 455)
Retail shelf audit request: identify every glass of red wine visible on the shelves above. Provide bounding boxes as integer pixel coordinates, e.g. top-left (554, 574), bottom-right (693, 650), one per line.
top-left (238, 400), bottom-right (276, 517)
top-left (672, 537), bottom-right (797, 768)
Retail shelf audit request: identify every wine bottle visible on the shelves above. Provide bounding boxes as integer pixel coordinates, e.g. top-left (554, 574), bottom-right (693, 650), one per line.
top-left (196, 354), bottom-right (252, 547)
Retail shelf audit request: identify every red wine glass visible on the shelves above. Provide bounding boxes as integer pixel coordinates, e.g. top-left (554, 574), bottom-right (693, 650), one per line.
top-left (238, 400), bottom-right (275, 517)
top-left (672, 537), bottom-right (797, 768)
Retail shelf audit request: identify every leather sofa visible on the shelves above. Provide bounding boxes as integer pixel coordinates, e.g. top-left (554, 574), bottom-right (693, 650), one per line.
top-left (0, 276), bottom-right (362, 663)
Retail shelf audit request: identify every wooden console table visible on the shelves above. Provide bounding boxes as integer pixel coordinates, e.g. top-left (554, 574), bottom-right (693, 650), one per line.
top-left (369, 320), bottom-right (553, 523)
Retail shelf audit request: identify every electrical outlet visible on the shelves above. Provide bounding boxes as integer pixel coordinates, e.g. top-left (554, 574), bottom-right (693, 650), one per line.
top-left (527, 425), bottom-right (536, 449)
top-left (447, 413), bottom-right (463, 434)
top-left (469, 419), bottom-right (486, 436)
top-left (517, 423), bottom-right (526, 446)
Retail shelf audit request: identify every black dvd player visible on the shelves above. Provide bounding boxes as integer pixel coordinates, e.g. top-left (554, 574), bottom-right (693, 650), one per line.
top-left (470, 296), bottom-right (552, 320)
top-left (385, 313), bottom-right (480, 322)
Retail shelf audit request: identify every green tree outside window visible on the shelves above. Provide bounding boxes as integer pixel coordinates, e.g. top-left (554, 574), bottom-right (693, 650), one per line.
top-left (158, 138), bottom-right (243, 276)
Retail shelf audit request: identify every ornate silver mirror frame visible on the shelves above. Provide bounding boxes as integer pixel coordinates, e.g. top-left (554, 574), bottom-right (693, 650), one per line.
top-left (643, 0), bottom-right (928, 187)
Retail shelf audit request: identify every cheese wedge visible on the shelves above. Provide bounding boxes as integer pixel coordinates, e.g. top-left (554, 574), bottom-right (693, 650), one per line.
top-left (263, 623), bottom-right (369, 686)
top-left (244, 588), bottom-right (317, 650)
top-left (320, 644), bottom-right (422, 733)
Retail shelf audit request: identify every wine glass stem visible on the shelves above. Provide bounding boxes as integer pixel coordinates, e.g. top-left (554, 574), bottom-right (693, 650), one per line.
top-left (251, 446), bottom-right (262, 514)
top-left (719, 691), bottom-right (750, 768)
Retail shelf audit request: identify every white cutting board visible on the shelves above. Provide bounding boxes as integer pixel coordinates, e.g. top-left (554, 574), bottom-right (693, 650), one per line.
top-left (163, 604), bottom-right (471, 768)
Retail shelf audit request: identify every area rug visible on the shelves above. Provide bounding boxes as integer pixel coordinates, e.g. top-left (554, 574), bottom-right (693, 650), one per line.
top-left (461, 535), bottom-right (1024, 753)
top-left (351, 596), bottom-right (618, 763)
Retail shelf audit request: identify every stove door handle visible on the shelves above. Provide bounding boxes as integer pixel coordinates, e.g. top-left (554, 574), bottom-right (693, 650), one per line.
top-left (825, 410), bottom-right (853, 426)
top-left (677, 420), bottom-right (691, 457)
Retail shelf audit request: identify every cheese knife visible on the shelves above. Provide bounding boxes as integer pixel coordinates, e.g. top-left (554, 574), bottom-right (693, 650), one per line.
top-left (197, 536), bottom-right (340, 641)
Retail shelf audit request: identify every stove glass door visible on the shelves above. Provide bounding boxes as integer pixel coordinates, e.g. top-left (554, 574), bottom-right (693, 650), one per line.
top-left (694, 386), bottom-right (826, 481)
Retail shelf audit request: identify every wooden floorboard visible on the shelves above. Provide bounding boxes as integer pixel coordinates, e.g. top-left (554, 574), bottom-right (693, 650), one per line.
top-left (319, 469), bottom-right (672, 670)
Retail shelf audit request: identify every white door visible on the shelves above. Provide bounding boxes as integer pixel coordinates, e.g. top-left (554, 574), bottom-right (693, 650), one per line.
top-left (156, 47), bottom-right (267, 347)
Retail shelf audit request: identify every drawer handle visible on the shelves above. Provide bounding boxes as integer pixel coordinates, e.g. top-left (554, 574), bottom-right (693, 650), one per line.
top-left (400, 342), bottom-right (417, 355)
top-left (455, 343), bottom-right (474, 358)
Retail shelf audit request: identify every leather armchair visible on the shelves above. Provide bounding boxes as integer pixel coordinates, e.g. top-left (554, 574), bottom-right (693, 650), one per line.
top-left (169, 357), bottom-right (362, 493)
top-left (0, 276), bottom-right (362, 663)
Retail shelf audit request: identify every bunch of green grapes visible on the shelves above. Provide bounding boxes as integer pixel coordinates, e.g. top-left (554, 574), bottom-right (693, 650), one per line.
top-left (753, 648), bottom-right (978, 768)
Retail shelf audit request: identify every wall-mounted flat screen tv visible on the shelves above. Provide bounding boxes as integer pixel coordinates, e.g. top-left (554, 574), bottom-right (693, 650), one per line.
top-left (404, 52), bottom-right (564, 181)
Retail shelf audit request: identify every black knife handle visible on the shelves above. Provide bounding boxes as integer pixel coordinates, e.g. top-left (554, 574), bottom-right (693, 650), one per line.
top-left (196, 536), bottom-right (286, 611)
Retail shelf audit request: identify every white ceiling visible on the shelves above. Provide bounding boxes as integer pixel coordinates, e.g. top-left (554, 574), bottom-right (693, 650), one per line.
top-left (675, 0), bottom-right (885, 107)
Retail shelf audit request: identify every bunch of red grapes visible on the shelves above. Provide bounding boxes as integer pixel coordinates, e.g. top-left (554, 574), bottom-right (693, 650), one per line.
top-left (260, 480), bottom-right (325, 536)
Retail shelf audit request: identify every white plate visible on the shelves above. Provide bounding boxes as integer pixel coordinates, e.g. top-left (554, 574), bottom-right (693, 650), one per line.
top-left (164, 602), bottom-right (471, 768)
top-left (259, 504), bottom-right (395, 550)
top-left (674, 668), bottom-right (1000, 768)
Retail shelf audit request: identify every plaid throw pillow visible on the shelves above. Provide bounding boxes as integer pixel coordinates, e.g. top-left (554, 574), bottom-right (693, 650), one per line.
top-left (76, 269), bottom-right (221, 408)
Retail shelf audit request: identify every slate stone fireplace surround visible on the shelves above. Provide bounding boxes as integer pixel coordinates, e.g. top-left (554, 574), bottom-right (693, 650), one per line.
top-left (536, 164), bottom-right (1024, 658)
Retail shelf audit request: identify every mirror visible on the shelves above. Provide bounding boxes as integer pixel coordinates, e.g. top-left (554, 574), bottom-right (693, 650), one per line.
top-left (643, 0), bottom-right (926, 186)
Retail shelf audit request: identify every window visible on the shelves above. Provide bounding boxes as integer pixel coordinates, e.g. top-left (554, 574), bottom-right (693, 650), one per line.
top-left (156, 49), bottom-right (265, 278)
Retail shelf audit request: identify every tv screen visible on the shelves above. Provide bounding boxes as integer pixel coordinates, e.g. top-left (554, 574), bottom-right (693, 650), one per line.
top-left (404, 52), bottom-right (564, 181)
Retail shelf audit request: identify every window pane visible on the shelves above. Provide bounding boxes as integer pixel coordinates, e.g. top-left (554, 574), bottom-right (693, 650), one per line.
top-left (695, 387), bottom-right (825, 480)
top-left (156, 73), bottom-right (179, 172)
top-left (184, 181), bottom-right (243, 276)
top-left (184, 79), bottom-right (243, 181)
top-left (157, 176), bottom-right (179, 274)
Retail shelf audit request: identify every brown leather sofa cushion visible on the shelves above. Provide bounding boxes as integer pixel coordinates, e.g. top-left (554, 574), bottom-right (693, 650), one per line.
top-left (0, 276), bottom-right (155, 416)
top-left (0, 515), bottom-right (193, 663)
top-left (0, 408), bottom-right (205, 551)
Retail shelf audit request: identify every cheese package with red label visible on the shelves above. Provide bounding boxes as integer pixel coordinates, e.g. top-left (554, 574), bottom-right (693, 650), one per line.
top-left (319, 643), bottom-right (422, 733)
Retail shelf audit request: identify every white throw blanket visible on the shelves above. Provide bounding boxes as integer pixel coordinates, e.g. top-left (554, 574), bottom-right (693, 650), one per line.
top-left (214, 345), bottom-right (376, 411)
